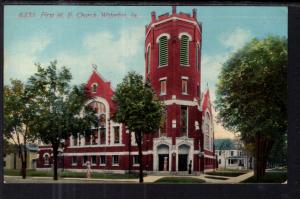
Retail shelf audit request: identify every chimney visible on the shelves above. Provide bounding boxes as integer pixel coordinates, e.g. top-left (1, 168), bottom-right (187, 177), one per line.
top-left (172, 5), bottom-right (176, 14)
top-left (192, 8), bottom-right (197, 19)
top-left (151, 11), bottom-right (156, 22)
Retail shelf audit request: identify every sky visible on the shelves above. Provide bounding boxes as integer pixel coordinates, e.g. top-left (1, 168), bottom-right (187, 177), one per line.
top-left (4, 6), bottom-right (287, 139)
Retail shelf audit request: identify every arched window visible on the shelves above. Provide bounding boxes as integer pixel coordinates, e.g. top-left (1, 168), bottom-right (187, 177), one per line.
top-left (147, 45), bottom-right (151, 74)
top-left (113, 126), bottom-right (120, 144)
top-left (87, 101), bottom-right (107, 145)
top-left (204, 112), bottom-right (211, 150)
top-left (91, 83), bottom-right (98, 93)
top-left (43, 154), bottom-right (49, 165)
top-left (158, 36), bottom-right (168, 66)
top-left (180, 106), bottom-right (188, 136)
top-left (180, 35), bottom-right (189, 66)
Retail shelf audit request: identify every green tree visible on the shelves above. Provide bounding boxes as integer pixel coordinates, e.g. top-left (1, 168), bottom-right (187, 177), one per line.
top-left (27, 61), bottom-right (98, 180)
top-left (215, 36), bottom-right (287, 181)
top-left (4, 79), bottom-right (36, 178)
top-left (267, 134), bottom-right (287, 167)
top-left (113, 72), bottom-right (164, 183)
top-left (3, 138), bottom-right (17, 155)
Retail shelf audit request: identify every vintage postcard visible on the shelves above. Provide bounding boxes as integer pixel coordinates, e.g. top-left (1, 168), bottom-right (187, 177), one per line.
top-left (3, 5), bottom-right (287, 185)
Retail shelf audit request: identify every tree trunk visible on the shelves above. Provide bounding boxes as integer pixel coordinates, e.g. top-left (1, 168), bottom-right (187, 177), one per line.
top-left (52, 144), bottom-right (59, 181)
top-left (21, 145), bottom-right (28, 179)
top-left (136, 131), bottom-right (143, 183)
top-left (254, 133), bottom-right (274, 182)
top-left (15, 130), bottom-right (26, 179)
top-left (18, 143), bottom-right (27, 179)
top-left (18, 145), bottom-right (25, 179)
top-left (255, 134), bottom-right (262, 180)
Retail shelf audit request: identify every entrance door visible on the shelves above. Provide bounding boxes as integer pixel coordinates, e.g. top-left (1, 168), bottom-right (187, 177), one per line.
top-left (158, 154), bottom-right (168, 171)
top-left (178, 154), bottom-right (188, 171)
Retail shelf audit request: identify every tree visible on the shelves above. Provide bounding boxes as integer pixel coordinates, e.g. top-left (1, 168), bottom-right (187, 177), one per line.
top-left (113, 72), bottom-right (164, 183)
top-left (267, 134), bottom-right (287, 168)
top-left (215, 36), bottom-right (287, 181)
top-left (243, 143), bottom-right (255, 169)
top-left (4, 79), bottom-right (36, 179)
top-left (27, 61), bottom-right (98, 180)
top-left (3, 138), bottom-right (17, 155)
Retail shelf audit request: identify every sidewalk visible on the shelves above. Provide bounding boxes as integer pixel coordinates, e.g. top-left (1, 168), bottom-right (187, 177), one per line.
top-left (141, 171), bottom-right (254, 183)
top-left (4, 171), bottom-right (254, 184)
top-left (195, 171), bottom-right (254, 184)
top-left (226, 171), bottom-right (254, 183)
top-left (4, 175), bottom-right (138, 183)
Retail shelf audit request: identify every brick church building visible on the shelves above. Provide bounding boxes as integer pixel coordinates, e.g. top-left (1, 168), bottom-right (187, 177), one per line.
top-left (37, 6), bottom-right (217, 174)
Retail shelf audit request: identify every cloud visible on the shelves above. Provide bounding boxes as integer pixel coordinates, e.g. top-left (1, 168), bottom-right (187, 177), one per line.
top-left (203, 28), bottom-right (252, 139)
top-left (202, 54), bottom-right (242, 139)
top-left (201, 53), bottom-right (229, 103)
top-left (219, 27), bottom-right (251, 52)
top-left (4, 33), bottom-right (52, 84)
top-left (55, 25), bottom-right (145, 87)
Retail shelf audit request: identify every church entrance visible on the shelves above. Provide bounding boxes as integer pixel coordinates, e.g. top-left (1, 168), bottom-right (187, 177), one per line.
top-left (178, 144), bottom-right (190, 171)
top-left (178, 154), bottom-right (188, 171)
top-left (158, 154), bottom-right (169, 171)
top-left (157, 144), bottom-right (170, 171)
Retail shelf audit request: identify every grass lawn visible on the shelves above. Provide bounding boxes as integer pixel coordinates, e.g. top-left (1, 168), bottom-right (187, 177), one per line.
top-left (241, 172), bottom-right (287, 183)
top-left (4, 169), bottom-right (53, 177)
top-left (155, 177), bottom-right (205, 184)
top-left (206, 170), bottom-right (248, 177)
top-left (4, 169), bottom-right (140, 179)
top-left (61, 171), bottom-right (140, 179)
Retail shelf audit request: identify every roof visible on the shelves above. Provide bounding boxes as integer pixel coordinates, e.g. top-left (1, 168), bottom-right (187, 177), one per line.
top-left (201, 88), bottom-right (212, 113)
top-left (86, 69), bottom-right (115, 92)
top-left (26, 144), bottom-right (39, 151)
top-left (214, 139), bottom-right (239, 150)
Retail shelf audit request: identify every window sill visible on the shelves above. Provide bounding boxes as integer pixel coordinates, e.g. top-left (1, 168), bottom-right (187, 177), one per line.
top-left (181, 64), bottom-right (190, 67)
top-left (133, 164), bottom-right (140, 166)
top-left (71, 163), bottom-right (77, 166)
top-left (160, 93), bottom-right (167, 96)
top-left (100, 164), bottom-right (106, 166)
top-left (91, 164), bottom-right (97, 166)
top-left (182, 93), bottom-right (188, 95)
top-left (158, 65), bottom-right (168, 68)
top-left (112, 164), bottom-right (119, 166)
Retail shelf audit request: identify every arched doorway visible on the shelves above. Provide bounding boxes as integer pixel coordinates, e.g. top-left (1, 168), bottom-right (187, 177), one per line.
top-left (157, 144), bottom-right (169, 171)
top-left (178, 144), bottom-right (190, 171)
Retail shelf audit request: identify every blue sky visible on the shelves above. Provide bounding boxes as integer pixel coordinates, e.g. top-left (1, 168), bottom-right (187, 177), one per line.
top-left (4, 6), bottom-right (287, 138)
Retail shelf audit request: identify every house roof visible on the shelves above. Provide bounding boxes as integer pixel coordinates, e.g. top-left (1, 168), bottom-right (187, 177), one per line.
top-left (26, 144), bottom-right (39, 151)
top-left (214, 139), bottom-right (239, 150)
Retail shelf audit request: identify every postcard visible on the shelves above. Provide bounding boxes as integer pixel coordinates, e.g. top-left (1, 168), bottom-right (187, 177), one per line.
top-left (3, 5), bottom-right (287, 185)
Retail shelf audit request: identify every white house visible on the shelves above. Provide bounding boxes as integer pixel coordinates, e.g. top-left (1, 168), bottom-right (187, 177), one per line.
top-left (214, 139), bottom-right (253, 170)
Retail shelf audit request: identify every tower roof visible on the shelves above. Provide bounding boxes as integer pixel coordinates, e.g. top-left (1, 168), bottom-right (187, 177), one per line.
top-left (146, 6), bottom-right (202, 35)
